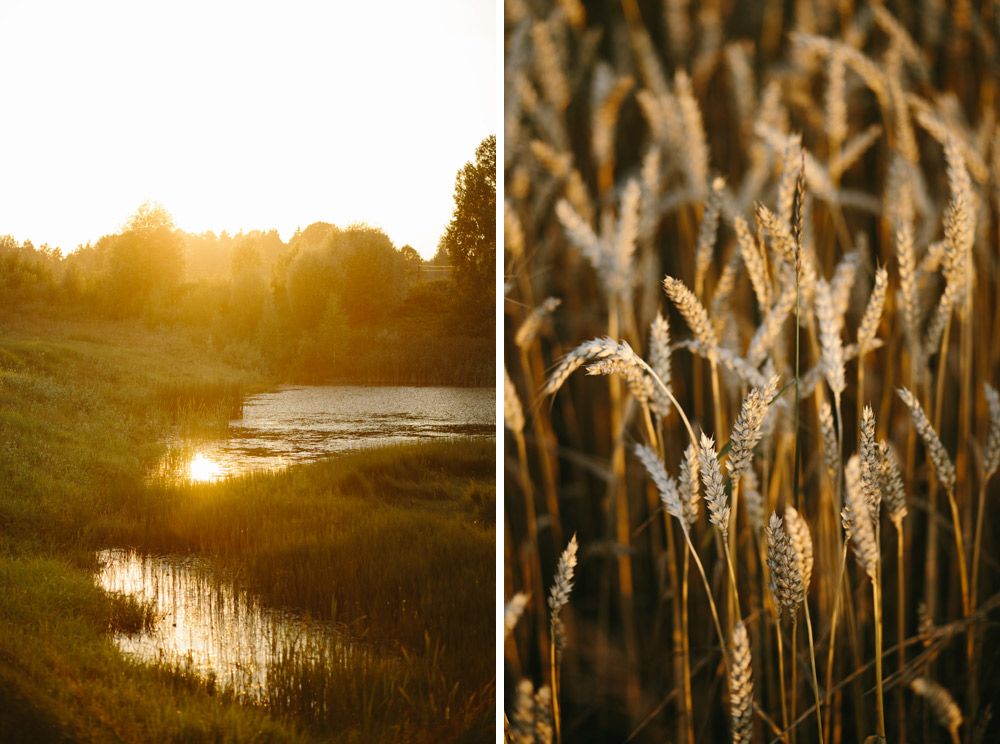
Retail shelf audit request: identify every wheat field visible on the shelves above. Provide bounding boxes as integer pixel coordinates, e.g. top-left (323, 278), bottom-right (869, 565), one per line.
top-left (503, 1), bottom-right (1000, 742)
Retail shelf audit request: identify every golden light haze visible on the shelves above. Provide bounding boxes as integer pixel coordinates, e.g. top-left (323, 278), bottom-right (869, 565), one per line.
top-left (0, 0), bottom-right (495, 259)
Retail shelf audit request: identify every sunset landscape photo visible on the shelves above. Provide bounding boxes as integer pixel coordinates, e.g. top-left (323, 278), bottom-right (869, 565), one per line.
top-left (0, 1), bottom-right (496, 742)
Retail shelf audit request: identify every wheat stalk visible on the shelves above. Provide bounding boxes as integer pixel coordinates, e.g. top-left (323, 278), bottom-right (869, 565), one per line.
top-left (635, 444), bottom-right (730, 674)
top-left (898, 385), bottom-right (971, 618)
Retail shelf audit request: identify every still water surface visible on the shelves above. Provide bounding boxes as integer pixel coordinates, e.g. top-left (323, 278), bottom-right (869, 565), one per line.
top-left (96, 549), bottom-right (369, 700)
top-left (159, 385), bottom-right (495, 482)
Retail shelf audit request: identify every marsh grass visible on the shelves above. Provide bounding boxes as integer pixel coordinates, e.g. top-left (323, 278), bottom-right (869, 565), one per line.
top-left (0, 313), bottom-right (493, 743)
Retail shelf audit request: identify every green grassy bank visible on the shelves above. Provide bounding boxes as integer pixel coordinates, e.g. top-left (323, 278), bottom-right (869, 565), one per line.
top-left (0, 313), bottom-right (495, 742)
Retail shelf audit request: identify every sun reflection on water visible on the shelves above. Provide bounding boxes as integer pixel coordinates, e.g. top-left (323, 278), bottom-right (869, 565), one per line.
top-left (96, 549), bottom-right (369, 701)
top-left (188, 453), bottom-right (223, 482)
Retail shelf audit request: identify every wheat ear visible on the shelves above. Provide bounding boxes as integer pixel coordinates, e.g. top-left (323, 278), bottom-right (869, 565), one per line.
top-left (504, 366), bottom-right (525, 434)
top-left (730, 621), bottom-right (754, 744)
top-left (765, 512), bottom-right (798, 739)
top-left (972, 383), bottom-right (1000, 612)
top-left (910, 677), bottom-right (963, 744)
top-left (784, 506), bottom-right (823, 744)
top-left (505, 592), bottom-right (529, 640)
top-left (548, 534), bottom-right (578, 744)
top-left (510, 678), bottom-right (537, 744)
top-left (635, 446), bottom-right (730, 672)
top-left (879, 437), bottom-right (908, 739)
top-left (898, 386), bottom-right (969, 615)
top-left (699, 433), bottom-right (740, 612)
top-left (648, 312), bottom-right (673, 419)
top-left (858, 406), bottom-right (887, 738)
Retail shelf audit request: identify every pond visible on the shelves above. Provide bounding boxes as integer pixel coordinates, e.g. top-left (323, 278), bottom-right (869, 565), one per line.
top-left (157, 385), bottom-right (496, 482)
top-left (96, 549), bottom-right (375, 700)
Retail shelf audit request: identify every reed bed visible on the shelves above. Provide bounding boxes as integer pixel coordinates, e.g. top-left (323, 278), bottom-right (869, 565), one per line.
top-left (503, 2), bottom-right (1000, 742)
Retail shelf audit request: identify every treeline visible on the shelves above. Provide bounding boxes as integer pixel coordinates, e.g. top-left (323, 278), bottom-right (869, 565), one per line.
top-left (0, 203), bottom-right (492, 386)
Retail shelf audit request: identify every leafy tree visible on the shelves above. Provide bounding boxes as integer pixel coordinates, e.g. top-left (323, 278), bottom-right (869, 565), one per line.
top-left (291, 222), bottom-right (338, 254)
top-left (440, 135), bottom-right (495, 331)
top-left (285, 249), bottom-right (337, 330)
top-left (400, 244), bottom-right (421, 270)
top-left (231, 235), bottom-right (263, 277)
top-left (0, 236), bottom-right (57, 304)
top-left (327, 223), bottom-right (404, 324)
top-left (296, 294), bottom-right (349, 379)
top-left (103, 201), bottom-right (185, 315)
top-left (228, 236), bottom-right (267, 339)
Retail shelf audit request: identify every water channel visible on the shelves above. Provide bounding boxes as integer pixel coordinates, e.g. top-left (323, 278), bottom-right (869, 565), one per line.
top-left (96, 549), bottom-right (360, 700)
top-left (156, 384), bottom-right (495, 482)
top-left (100, 384), bottom-right (495, 693)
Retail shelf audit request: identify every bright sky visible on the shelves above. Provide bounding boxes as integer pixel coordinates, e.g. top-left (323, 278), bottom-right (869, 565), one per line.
top-left (0, 0), bottom-right (495, 259)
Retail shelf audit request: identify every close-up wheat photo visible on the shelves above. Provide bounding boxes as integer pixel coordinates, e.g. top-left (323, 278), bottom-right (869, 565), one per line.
top-left (503, 1), bottom-right (1000, 742)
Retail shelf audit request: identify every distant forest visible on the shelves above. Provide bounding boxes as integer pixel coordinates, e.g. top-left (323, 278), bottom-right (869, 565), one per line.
top-left (0, 208), bottom-right (493, 386)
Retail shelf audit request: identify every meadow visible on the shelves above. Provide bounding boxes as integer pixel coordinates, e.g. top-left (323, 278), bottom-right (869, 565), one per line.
top-left (504, 2), bottom-right (1000, 742)
top-left (0, 309), bottom-right (494, 743)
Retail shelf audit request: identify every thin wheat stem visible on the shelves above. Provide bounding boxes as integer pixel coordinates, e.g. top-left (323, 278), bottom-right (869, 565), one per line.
top-left (834, 390), bottom-right (844, 510)
top-left (803, 603), bottom-right (824, 744)
top-left (722, 529), bottom-right (742, 622)
top-left (794, 251), bottom-right (802, 511)
top-left (640, 401), bottom-right (659, 457)
top-left (608, 302), bottom-right (640, 718)
top-left (681, 543), bottom-right (694, 744)
top-left (514, 429), bottom-right (549, 683)
top-left (729, 473), bottom-right (740, 625)
top-left (873, 578), bottom-right (886, 740)
top-left (520, 346), bottom-right (563, 550)
top-left (682, 527), bottom-right (732, 671)
top-left (776, 614), bottom-right (789, 743)
top-left (857, 357), bottom-right (865, 445)
top-left (823, 541), bottom-right (849, 744)
top-left (551, 630), bottom-right (561, 744)
top-left (897, 521), bottom-right (907, 744)
top-left (644, 364), bottom-right (697, 445)
top-left (944, 487), bottom-right (971, 617)
top-left (662, 508), bottom-right (687, 744)
top-left (928, 315), bottom-right (952, 620)
top-left (971, 480), bottom-right (988, 610)
top-left (790, 616), bottom-right (798, 744)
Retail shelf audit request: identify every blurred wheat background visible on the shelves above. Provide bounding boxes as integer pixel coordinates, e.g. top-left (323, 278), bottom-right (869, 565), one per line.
top-left (502, 1), bottom-right (1000, 742)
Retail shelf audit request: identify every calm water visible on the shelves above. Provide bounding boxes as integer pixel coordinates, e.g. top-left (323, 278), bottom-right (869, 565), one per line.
top-left (158, 385), bottom-right (496, 482)
top-left (96, 549), bottom-right (368, 700)
top-left (99, 387), bottom-right (492, 693)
